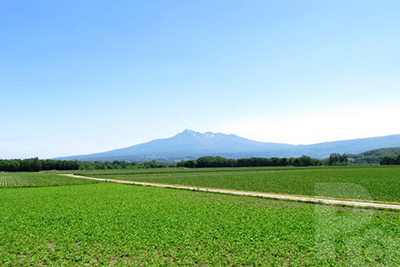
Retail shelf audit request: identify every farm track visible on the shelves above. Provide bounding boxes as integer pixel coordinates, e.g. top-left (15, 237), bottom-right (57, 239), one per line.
top-left (63, 174), bottom-right (400, 210)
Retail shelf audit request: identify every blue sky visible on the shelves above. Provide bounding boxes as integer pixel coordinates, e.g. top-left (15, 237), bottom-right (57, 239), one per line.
top-left (1, 0), bottom-right (399, 159)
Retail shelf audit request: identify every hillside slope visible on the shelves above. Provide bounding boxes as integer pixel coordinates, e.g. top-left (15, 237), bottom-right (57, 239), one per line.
top-left (349, 147), bottom-right (400, 164)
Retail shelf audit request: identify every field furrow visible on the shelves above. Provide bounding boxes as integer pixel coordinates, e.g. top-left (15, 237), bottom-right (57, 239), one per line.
top-left (0, 172), bottom-right (98, 188)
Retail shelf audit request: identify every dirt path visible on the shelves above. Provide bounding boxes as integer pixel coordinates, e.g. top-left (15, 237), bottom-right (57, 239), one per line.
top-left (63, 174), bottom-right (400, 210)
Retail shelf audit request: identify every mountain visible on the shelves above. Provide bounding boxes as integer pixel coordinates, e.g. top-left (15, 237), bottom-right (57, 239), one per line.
top-left (57, 130), bottom-right (295, 162)
top-left (56, 130), bottom-right (400, 162)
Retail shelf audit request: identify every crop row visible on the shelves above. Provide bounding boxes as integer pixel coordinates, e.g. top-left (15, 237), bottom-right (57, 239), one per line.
top-left (0, 175), bottom-right (28, 187)
top-left (0, 172), bottom-right (98, 188)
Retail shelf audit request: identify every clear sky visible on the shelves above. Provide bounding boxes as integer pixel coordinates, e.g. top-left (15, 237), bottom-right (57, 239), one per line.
top-left (1, 0), bottom-right (399, 159)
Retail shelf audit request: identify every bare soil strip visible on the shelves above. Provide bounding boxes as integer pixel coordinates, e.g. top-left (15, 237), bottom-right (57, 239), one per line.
top-left (63, 174), bottom-right (400, 210)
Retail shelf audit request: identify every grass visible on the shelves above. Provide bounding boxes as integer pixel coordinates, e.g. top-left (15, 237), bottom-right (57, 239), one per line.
top-left (0, 172), bottom-right (98, 188)
top-left (75, 165), bottom-right (400, 203)
top-left (1, 182), bottom-right (400, 266)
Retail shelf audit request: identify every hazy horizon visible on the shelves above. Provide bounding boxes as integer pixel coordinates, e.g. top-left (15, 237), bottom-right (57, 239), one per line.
top-left (1, 1), bottom-right (399, 159)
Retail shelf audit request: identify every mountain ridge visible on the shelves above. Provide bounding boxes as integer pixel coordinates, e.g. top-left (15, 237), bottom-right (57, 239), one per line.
top-left (55, 130), bottom-right (400, 162)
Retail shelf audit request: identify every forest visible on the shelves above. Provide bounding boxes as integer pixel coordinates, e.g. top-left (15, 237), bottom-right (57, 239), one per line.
top-left (176, 153), bottom-right (348, 168)
top-left (0, 158), bottom-right (157, 172)
top-left (380, 155), bottom-right (400, 165)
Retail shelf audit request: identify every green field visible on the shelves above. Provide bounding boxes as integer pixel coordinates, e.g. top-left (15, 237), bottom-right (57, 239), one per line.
top-left (1, 181), bottom-right (400, 266)
top-left (1, 168), bottom-right (400, 265)
top-left (0, 172), bottom-right (98, 188)
top-left (76, 166), bottom-right (400, 203)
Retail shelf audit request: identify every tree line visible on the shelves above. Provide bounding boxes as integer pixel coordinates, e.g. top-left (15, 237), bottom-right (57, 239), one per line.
top-left (0, 158), bottom-right (80, 172)
top-left (0, 158), bottom-right (168, 172)
top-left (380, 155), bottom-right (400, 165)
top-left (177, 154), bottom-right (349, 168)
top-left (0, 153), bottom-right (351, 172)
top-left (79, 160), bottom-right (170, 170)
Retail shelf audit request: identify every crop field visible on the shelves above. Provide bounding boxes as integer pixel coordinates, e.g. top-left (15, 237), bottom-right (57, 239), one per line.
top-left (1, 182), bottom-right (400, 266)
top-left (0, 172), bottom-right (98, 188)
top-left (76, 166), bottom-right (400, 203)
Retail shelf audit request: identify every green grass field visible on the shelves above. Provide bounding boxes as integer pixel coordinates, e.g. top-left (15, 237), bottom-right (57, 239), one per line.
top-left (1, 181), bottom-right (400, 266)
top-left (76, 166), bottom-right (400, 203)
top-left (2, 168), bottom-right (400, 265)
top-left (0, 172), bottom-right (98, 188)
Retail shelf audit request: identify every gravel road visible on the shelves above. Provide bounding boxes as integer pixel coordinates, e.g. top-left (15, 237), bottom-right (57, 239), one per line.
top-left (63, 174), bottom-right (400, 210)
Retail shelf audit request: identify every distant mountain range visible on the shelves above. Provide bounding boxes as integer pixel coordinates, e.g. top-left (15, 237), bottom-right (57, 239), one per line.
top-left (56, 130), bottom-right (400, 162)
